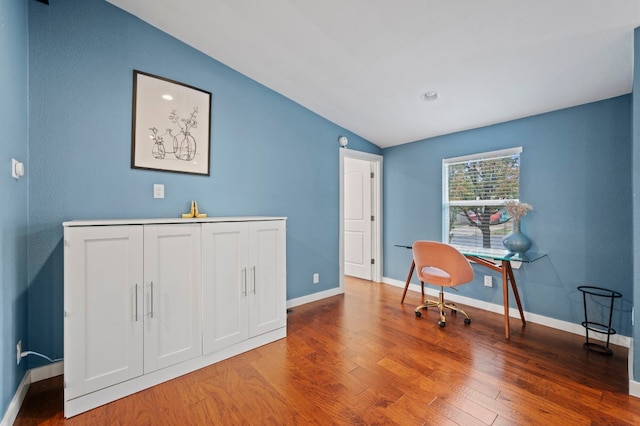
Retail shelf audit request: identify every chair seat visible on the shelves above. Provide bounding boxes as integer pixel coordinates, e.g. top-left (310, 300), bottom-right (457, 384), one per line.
top-left (420, 266), bottom-right (451, 286)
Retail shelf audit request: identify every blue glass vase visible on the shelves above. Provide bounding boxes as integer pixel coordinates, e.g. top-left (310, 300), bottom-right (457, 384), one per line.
top-left (502, 219), bottom-right (532, 254)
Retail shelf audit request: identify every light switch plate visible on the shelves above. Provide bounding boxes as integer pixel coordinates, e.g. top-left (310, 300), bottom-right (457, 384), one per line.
top-left (12, 159), bottom-right (24, 179)
top-left (153, 184), bottom-right (164, 199)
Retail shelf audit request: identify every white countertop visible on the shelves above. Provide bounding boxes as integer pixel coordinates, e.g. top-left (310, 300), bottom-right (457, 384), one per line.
top-left (63, 216), bottom-right (287, 227)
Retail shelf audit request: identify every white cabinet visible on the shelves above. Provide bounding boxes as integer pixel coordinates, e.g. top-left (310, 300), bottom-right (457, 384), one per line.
top-left (64, 225), bottom-right (144, 400)
top-left (201, 222), bottom-right (249, 353)
top-left (248, 220), bottom-right (287, 337)
top-left (64, 224), bottom-right (202, 400)
top-left (202, 220), bottom-right (286, 354)
top-left (143, 224), bottom-right (202, 372)
top-left (63, 217), bottom-right (286, 418)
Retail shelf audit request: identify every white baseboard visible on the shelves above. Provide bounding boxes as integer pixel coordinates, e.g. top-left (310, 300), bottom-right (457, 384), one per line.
top-left (31, 360), bottom-right (64, 382)
top-left (382, 276), bottom-right (631, 348)
top-left (1, 361), bottom-right (64, 426)
top-left (286, 286), bottom-right (344, 309)
top-left (0, 370), bottom-right (30, 426)
top-left (629, 340), bottom-right (640, 398)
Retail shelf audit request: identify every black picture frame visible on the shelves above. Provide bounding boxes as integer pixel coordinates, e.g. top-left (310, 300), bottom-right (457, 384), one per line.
top-left (131, 70), bottom-right (212, 176)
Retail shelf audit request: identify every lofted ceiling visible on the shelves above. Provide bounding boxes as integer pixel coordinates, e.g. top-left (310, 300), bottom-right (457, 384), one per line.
top-left (106, 0), bottom-right (640, 148)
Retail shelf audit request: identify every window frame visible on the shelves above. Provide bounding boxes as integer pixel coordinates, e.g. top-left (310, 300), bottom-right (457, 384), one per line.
top-left (442, 147), bottom-right (522, 249)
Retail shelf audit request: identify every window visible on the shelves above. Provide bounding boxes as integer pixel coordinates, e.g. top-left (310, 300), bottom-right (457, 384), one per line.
top-left (443, 147), bottom-right (522, 250)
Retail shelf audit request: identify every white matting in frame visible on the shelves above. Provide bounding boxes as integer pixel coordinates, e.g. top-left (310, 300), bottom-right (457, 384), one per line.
top-left (132, 70), bottom-right (211, 175)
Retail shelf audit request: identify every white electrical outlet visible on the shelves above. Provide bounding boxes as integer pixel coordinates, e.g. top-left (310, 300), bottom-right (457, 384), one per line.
top-left (16, 340), bottom-right (21, 365)
top-left (484, 275), bottom-right (492, 287)
top-left (313, 273), bottom-right (319, 284)
top-left (153, 184), bottom-right (165, 199)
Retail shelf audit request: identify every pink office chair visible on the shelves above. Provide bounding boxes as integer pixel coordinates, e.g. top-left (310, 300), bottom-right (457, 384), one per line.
top-left (413, 241), bottom-right (474, 327)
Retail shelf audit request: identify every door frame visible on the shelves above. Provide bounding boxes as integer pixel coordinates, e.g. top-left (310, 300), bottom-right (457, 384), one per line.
top-left (339, 148), bottom-right (383, 289)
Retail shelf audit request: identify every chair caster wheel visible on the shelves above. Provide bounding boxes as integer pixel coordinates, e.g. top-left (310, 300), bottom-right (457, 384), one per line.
top-left (415, 311), bottom-right (421, 317)
top-left (438, 320), bottom-right (446, 327)
top-left (464, 318), bottom-right (471, 325)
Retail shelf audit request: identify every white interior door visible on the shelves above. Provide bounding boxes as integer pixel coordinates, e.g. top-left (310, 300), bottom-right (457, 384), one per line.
top-left (344, 156), bottom-right (372, 280)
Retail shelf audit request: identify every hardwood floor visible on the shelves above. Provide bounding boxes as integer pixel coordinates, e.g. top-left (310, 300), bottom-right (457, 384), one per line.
top-left (15, 276), bottom-right (640, 425)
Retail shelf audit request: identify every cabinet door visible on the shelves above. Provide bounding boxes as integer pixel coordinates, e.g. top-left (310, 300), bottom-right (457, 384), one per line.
top-left (143, 224), bottom-right (202, 373)
top-left (248, 220), bottom-right (287, 337)
top-left (64, 225), bottom-right (144, 399)
top-left (202, 222), bottom-right (249, 354)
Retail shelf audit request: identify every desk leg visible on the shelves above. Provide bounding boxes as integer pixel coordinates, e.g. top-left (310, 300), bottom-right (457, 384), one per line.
top-left (501, 261), bottom-right (510, 339)
top-left (506, 262), bottom-right (526, 325)
top-left (466, 255), bottom-right (526, 339)
top-left (400, 260), bottom-right (415, 304)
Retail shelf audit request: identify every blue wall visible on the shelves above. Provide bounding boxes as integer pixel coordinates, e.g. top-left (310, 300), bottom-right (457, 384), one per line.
top-left (383, 96), bottom-right (633, 336)
top-left (0, 0), bottom-right (29, 417)
top-left (632, 27), bottom-right (640, 385)
top-left (26, 0), bottom-right (380, 368)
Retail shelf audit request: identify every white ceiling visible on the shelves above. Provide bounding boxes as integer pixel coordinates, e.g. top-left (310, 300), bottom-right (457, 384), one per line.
top-left (106, 0), bottom-right (640, 148)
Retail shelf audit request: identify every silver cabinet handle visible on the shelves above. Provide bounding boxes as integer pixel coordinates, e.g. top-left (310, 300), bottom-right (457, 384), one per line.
top-left (242, 267), bottom-right (247, 296)
top-left (135, 284), bottom-right (138, 322)
top-left (150, 281), bottom-right (154, 318)
top-left (252, 266), bottom-right (256, 294)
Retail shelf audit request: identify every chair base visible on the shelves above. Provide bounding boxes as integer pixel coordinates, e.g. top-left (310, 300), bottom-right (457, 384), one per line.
top-left (415, 288), bottom-right (471, 327)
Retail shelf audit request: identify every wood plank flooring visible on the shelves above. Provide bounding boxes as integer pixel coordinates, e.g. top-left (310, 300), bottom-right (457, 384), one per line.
top-left (15, 276), bottom-right (640, 425)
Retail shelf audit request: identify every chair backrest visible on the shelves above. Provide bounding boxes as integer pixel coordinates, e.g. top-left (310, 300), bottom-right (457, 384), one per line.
top-left (412, 241), bottom-right (474, 286)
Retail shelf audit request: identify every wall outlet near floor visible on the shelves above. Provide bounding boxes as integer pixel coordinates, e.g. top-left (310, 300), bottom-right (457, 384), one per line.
top-left (313, 273), bottom-right (319, 284)
top-left (16, 340), bottom-right (21, 365)
top-left (484, 275), bottom-right (492, 287)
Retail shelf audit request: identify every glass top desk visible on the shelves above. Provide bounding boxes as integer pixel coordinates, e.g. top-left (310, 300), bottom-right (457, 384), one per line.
top-left (395, 243), bottom-right (546, 338)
